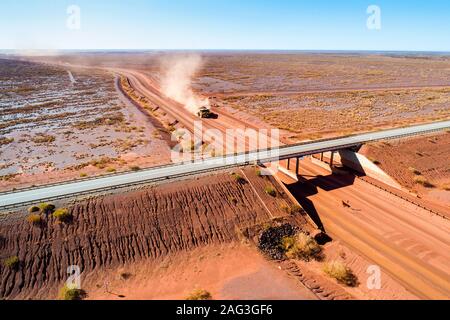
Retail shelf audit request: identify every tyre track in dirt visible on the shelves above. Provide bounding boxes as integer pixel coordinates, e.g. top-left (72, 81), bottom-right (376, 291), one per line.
top-left (118, 69), bottom-right (278, 153)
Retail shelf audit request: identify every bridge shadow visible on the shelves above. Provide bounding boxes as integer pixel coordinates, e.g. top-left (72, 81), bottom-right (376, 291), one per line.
top-left (286, 170), bottom-right (357, 233)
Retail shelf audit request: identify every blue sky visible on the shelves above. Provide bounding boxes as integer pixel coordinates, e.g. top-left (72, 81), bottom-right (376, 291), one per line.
top-left (1, 0), bottom-right (449, 51)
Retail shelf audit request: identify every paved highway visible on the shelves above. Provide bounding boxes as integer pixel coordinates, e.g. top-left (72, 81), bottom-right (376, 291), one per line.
top-left (0, 120), bottom-right (449, 209)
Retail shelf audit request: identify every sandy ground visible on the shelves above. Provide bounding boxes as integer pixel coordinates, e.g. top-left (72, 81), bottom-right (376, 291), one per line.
top-left (0, 59), bottom-right (171, 192)
top-left (84, 243), bottom-right (317, 300)
top-left (21, 52), bottom-right (450, 141)
top-left (362, 133), bottom-right (450, 206)
top-left (281, 158), bottom-right (450, 299)
top-left (26, 52), bottom-right (450, 92)
top-left (221, 88), bottom-right (450, 141)
top-left (291, 238), bottom-right (418, 300)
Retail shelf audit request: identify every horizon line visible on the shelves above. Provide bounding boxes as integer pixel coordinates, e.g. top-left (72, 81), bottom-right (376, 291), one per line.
top-left (1, 49), bottom-right (450, 54)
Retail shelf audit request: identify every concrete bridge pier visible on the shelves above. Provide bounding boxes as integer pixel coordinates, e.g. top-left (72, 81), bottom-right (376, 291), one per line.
top-left (329, 151), bottom-right (335, 168)
top-left (318, 151), bottom-right (336, 167)
top-left (289, 157), bottom-right (302, 175)
top-left (278, 157), bottom-right (303, 180)
top-left (312, 148), bottom-right (402, 189)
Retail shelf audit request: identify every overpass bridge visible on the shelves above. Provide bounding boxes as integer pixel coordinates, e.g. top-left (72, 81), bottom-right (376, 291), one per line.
top-left (0, 120), bottom-right (449, 210)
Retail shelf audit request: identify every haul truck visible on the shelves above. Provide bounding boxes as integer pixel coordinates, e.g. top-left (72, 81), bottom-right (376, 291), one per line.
top-left (197, 106), bottom-right (218, 119)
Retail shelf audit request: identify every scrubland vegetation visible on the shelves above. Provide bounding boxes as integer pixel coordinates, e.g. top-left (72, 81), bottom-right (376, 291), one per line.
top-left (264, 185), bottom-right (277, 197)
top-left (0, 137), bottom-right (14, 146)
top-left (323, 260), bottom-right (358, 287)
top-left (194, 54), bottom-right (450, 140)
top-left (3, 256), bottom-right (20, 270)
top-left (26, 203), bottom-right (72, 223)
top-left (225, 89), bottom-right (450, 139)
top-left (58, 285), bottom-right (86, 300)
top-left (186, 289), bottom-right (212, 300)
top-left (0, 59), bottom-right (161, 190)
top-left (281, 232), bottom-right (323, 261)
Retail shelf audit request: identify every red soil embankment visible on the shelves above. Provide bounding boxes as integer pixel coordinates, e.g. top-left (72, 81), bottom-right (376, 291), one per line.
top-left (0, 169), bottom-right (301, 299)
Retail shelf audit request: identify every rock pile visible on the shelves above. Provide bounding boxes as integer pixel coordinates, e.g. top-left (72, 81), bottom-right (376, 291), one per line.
top-left (258, 224), bottom-right (298, 260)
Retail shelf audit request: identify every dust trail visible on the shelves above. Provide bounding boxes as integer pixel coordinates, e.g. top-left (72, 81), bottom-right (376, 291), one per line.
top-left (159, 54), bottom-right (209, 114)
top-left (11, 49), bottom-right (61, 57)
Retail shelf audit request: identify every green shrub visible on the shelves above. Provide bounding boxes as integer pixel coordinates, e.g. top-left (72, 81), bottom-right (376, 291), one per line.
top-left (53, 208), bottom-right (72, 222)
top-left (232, 173), bottom-right (246, 184)
top-left (279, 204), bottom-right (290, 214)
top-left (280, 204), bottom-right (302, 215)
top-left (32, 134), bottom-right (55, 144)
top-left (90, 157), bottom-right (113, 169)
top-left (27, 214), bottom-right (42, 225)
top-left (228, 196), bottom-right (238, 205)
top-left (119, 272), bottom-right (132, 280)
top-left (186, 289), bottom-right (212, 301)
top-left (4, 256), bottom-right (19, 269)
top-left (130, 165), bottom-right (141, 172)
top-left (38, 203), bottom-right (55, 215)
top-left (58, 284), bottom-right (86, 300)
top-left (281, 233), bottom-right (322, 261)
top-left (414, 176), bottom-right (434, 188)
top-left (28, 205), bottom-right (40, 213)
top-left (0, 137), bottom-right (14, 146)
top-left (79, 172), bottom-right (88, 178)
top-left (290, 204), bottom-right (302, 214)
top-left (368, 157), bottom-right (381, 165)
top-left (323, 260), bottom-right (358, 287)
top-left (408, 167), bottom-right (421, 175)
top-left (106, 167), bottom-right (116, 173)
top-left (264, 186), bottom-right (277, 197)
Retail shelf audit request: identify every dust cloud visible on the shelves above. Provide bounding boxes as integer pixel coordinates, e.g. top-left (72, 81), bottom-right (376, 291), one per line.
top-left (160, 54), bottom-right (209, 114)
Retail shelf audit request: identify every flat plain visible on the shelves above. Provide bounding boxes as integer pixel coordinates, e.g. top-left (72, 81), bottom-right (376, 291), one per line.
top-left (0, 52), bottom-right (449, 300)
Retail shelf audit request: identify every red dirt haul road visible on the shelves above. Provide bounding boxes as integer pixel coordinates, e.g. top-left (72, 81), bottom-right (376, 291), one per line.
top-left (115, 68), bottom-right (277, 153)
top-left (280, 158), bottom-right (450, 300)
